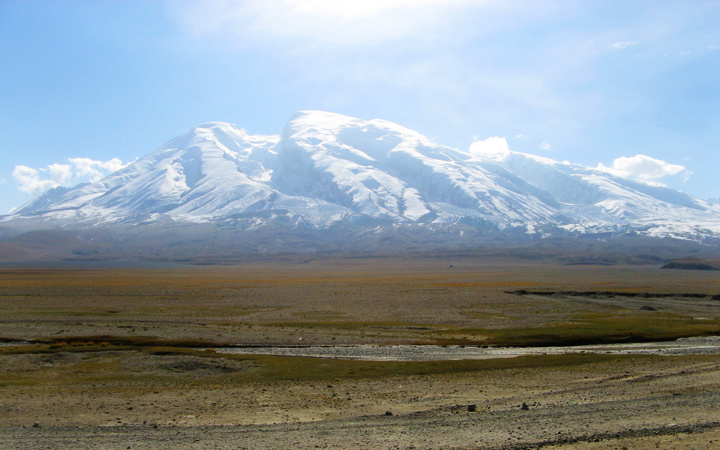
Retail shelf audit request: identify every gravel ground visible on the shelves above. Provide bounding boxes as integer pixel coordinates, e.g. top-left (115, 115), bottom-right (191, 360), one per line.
top-left (2, 391), bottom-right (719, 449)
top-left (2, 350), bottom-right (719, 449)
top-left (2, 262), bottom-right (720, 448)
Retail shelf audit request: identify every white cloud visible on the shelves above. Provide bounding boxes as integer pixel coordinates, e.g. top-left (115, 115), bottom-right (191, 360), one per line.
top-left (596, 154), bottom-right (687, 185)
top-left (540, 142), bottom-right (552, 151)
top-left (13, 165), bottom-right (66, 196)
top-left (68, 157), bottom-right (125, 180)
top-left (612, 41), bottom-right (638, 49)
top-left (13, 158), bottom-right (129, 196)
top-left (173, 0), bottom-right (476, 47)
top-left (469, 136), bottom-right (510, 160)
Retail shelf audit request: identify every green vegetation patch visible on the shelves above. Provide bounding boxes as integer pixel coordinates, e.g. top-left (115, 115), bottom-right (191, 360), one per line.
top-left (0, 342), bottom-right (641, 387)
top-left (264, 320), bottom-right (436, 332)
top-left (1, 335), bottom-right (228, 350)
top-left (246, 352), bottom-right (627, 382)
top-left (459, 310), bottom-right (515, 320)
top-left (476, 315), bottom-right (720, 347)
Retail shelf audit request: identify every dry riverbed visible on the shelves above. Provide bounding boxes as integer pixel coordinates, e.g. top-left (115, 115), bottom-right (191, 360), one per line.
top-left (216, 335), bottom-right (720, 360)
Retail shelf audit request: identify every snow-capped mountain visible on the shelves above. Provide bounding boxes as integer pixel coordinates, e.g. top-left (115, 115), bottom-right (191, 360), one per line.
top-left (5, 111), bottom-right (720, 242)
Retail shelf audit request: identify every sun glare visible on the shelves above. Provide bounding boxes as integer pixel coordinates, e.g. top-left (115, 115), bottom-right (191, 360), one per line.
top-left (290, 0), bottom-right (447, 19)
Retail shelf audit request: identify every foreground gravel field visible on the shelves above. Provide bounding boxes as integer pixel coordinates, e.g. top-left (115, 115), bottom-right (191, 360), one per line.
top-left (1, 351), bottom-right (719, 449)
top-left (2, 389), bottom-right (719, 449)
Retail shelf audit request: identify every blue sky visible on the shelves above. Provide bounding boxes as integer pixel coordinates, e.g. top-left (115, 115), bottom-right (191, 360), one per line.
top-left (1, 0), bottom-right (719, 214)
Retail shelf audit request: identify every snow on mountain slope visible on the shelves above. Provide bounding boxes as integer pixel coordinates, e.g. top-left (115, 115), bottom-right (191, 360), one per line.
top-left (13, 123), bottom-right (283, 224)
top-left (273, 111), bottom-right (564, 227)
top-left (5, 111), bottom-right (720, 240)
top-left (485, 151), bottom-right (720, 236)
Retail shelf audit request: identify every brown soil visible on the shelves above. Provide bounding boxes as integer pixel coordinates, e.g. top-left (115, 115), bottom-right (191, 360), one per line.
top-left (1, 255), bottom-right (719, 448)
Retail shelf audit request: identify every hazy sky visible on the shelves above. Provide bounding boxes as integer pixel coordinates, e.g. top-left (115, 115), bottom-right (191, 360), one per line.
top-left (1, 0), bottom-right (719, 214)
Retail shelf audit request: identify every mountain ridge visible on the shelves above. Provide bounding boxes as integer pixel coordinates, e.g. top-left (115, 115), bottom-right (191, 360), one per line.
top-left (4, 111), bottom-right (720, 249)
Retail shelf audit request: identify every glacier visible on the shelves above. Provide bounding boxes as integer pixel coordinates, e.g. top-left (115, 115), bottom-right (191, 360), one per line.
top-left (4, 110), bottom-right (720, 242)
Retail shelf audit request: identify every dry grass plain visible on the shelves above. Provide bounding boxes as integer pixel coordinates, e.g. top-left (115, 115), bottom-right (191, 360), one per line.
top-left (1, 254), bottom-right (720, 448)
